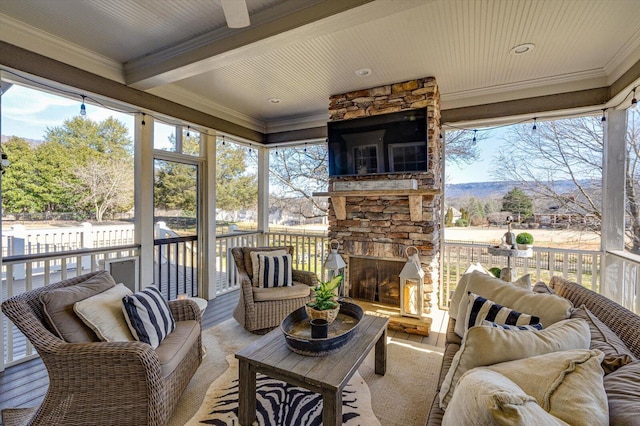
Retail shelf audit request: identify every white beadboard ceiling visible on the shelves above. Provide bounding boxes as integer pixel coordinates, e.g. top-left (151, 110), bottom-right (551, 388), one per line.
top-left (2, 0), bottom-right (640, 130)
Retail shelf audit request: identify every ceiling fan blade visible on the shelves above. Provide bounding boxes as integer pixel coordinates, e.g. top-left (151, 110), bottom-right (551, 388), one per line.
top-left (220, 0), bottom-right (250, 28)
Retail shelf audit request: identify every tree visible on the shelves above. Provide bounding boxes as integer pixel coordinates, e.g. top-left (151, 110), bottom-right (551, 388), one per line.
top-left (445, 206), bottom-right (454, 227)
top-left (444, 129), bottom-right (489, 166)
top-left (493, 110), bottom-right (640, 253)
top-left (42, 117), bottom-right (134, 221)
top-left (269, 144), bottom-right (328, 217)
top-left (1, 137), bottom-right (41, 214)
top-left (501, 187), bottom-right (533, 221)
top-left (74, 157), bottom-right (134, 221)
top-left (154, 160), bottom-right (197, 214)
top-left (215, 141), bottom-right (257, 212)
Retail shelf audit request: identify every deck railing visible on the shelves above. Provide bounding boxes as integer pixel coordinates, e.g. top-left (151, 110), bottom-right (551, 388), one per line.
top-left (601, 251), bottom-right (640, 313)
top-left (1, 245), bottom-right (140, 369)
top-left (441, 241), bottom-right (603, 309)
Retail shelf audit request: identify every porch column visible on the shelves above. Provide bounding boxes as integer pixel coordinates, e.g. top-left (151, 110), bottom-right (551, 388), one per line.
top-left (203, 132), bottom-right (217, 299)
top-left (257, 146), bottom-right (269, 244)
top-left (135, 113), bottom-right (155, 287)
top-left (602, 109), bottom-right (627, 252)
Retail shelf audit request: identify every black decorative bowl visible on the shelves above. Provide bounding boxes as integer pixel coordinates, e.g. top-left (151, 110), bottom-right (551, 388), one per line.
top-left (280, 301), bottom-right (364, 356)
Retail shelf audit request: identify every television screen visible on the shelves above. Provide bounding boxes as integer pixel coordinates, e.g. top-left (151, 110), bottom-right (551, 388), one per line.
top-left (328, 109), bottom-right (427, 176)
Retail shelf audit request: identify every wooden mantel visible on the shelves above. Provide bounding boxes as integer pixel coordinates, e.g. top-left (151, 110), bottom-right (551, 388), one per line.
top-left (313, 189), bottom-right (441, 221)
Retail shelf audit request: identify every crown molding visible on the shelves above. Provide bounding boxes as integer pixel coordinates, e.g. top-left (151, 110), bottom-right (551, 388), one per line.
top-left (604, 31), bottom-right (640, 85)
top-left (0, 13), bottom-right (124, 83)
top-left (265, 113), bottom-right (329, 133)
top-left (147, 85), bottom-right (265, 133)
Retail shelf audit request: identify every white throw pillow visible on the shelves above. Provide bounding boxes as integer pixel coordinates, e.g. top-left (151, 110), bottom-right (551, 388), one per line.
top-left (463, 292), bottom-right (541, 333)
top-left (440, 318), bottom-right (590, 409)
top-left (257, 253), bottom-right (293, 288)
top-left (250, 249), bottom-right (287, 286)
top-left (442, 368), bottom-right (569, 426)
top-left (485, 349), bottom-right (608, 425)
top-left (74, 283), bottom-right (134, 342)
top-left (122, 286), bottom-right (175, 349)
top-left (454, 271), bottom-right (572, 337)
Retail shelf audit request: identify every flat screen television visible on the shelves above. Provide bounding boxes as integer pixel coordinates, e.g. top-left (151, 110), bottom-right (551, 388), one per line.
top-left (328, 109), bottom-right (427, 177)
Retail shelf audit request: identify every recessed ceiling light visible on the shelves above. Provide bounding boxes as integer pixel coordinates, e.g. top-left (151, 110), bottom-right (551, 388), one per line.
top-left (355, 68), bottom-right (372, 77)
top-left (509, 43), bottom-right (535, 55)
top-left (268, 98), bottom-right (281, 104)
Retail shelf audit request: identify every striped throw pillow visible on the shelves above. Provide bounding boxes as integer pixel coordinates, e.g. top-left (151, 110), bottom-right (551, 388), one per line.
top-left (482, 319), bottom-right (543, 331)
top-left (257, 253), bottom-right (293, 288)
top-left (122, 286), bottom-right (175, 349)
top-left (465, 292), bottom-right (540, 332)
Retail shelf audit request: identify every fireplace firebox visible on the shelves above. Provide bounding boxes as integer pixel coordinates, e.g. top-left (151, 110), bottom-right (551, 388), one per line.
top-left (348, 257), bottom-right (403, 306)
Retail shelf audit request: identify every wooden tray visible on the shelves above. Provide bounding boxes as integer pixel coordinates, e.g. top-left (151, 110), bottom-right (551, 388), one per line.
top-left (280, 301), bottom-right (364, 356)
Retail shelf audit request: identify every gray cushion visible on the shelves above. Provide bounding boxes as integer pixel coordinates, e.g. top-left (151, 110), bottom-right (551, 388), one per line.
top-left (156, 320), bottom-right (200, 378)
top-left (603, 361), bottom-right (640, 424)
top-left (39, 271), bottom-right (116, 342)
top-left (571, 305), bottom-right (637, 374)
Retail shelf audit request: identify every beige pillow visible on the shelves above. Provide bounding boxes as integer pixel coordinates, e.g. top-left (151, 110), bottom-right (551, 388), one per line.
top-left (74, 283), bottom-right (134, 342)
top-left (39, 271), bottom-right (116, 342)
top-left (440, 318), bottom-right (590, 409)
top-left (486, 349), bottom-right (609, 426)
top-left (455, 271), bottom-right (572, 337)
top-left (443, 368), bottom-right (569, 426)
top-left (250, 249), bottom-right (287, 286)
top-left (571, 305), bottom-right (637, 373)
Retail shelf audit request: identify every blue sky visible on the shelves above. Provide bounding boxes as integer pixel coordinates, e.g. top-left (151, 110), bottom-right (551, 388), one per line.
top-left (2, 83), bottom-right (507, 184)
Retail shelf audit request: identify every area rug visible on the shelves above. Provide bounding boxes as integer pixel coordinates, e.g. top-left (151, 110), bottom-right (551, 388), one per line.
top-left (168, 319), bottom-right (443, 426)
top-left (184, 354), bottom-right (378, 425)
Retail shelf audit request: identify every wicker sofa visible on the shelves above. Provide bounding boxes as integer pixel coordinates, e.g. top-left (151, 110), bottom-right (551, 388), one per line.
top-left (427, 275), bottom-right (640, 425)
top-left (1, 271), bottom-right (203, 426)
top-left (232, 246), bottom-right (318, 333)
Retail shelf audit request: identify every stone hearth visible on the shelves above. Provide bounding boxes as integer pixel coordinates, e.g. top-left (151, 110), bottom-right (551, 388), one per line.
top-left (327, 77), bottom-right (441, 315)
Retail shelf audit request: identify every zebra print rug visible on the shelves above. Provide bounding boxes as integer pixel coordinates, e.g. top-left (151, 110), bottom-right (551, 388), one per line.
top-left (185, 354), bottom-right (380, 426)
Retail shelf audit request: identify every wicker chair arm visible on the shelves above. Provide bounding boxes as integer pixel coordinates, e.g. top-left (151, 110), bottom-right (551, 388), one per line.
top-left (168, 299), bottom-right (201, 322)
top-left (34, 341), bottom-right (165, 425)
top-left (237, 271), bottom-right (256, 304)
top-left (292, 269), bottom-right (319, 287)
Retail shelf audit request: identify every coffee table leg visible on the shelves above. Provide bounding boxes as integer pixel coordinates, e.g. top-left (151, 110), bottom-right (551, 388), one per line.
top-left (238, 360), bottom-right (256, 425)
top-left (375, 326), bottom-right (387, 375)
top-left (322, 389), bottom-right (342, 426)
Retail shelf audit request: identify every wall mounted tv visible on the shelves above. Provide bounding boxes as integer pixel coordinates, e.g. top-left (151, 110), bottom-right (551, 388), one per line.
top-left (327, 109), bottom-right (427, 177)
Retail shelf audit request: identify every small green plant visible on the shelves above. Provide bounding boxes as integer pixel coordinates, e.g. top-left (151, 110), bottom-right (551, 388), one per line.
top-left (307, 275), bottom-right (343, 311)
top-left (455, 218), bottom-right (469, 227)
top-left (516, 232), bottom-right (534, 245)
top-left (488, 267), bottom-right (502, 278)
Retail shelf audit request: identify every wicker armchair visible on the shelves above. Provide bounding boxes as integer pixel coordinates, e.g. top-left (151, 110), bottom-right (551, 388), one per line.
top-left (232, 246), bottom-right (318, 333)
top-left (1, 271), bottom-right (203, 426)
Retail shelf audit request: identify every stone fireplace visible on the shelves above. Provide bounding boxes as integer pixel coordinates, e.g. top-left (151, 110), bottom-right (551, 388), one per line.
top-left (327, 77), bottom-right (441, 315)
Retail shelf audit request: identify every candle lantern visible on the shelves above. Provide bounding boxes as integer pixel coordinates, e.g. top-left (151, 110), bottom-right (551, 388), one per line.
top-left (399, 246), bottom-right (424, 318)
top-left (323, 239), bottom-right (346, 296)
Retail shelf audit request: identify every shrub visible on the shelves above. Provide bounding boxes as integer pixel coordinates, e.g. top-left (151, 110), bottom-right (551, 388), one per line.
top-left (488, 267), bottom-right (502, 278)
top-left (516, 232), bottom-right (534, 245)
top-left (455, 218), bottom-right (469, 227)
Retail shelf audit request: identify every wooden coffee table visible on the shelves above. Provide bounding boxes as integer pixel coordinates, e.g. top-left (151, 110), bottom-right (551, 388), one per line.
top-left (235, 314), bottom-right (389, 426)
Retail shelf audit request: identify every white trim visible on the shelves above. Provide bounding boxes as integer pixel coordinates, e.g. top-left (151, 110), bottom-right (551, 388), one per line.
top-left (146, 85), bottom-right (265, 133)
top-left (442, 69), bottom-right (607, 103)
top-left (0, 13), bottom-right (124, 83)
top-left (604, 27), bottom-right (640, 83)
top-left (265, 113), bottom-right (329, 133)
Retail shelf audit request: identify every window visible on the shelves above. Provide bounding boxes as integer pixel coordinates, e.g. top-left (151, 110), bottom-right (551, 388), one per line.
top-left (0, 82), bottom-right (135, 255)
top-left (353, 145), bottom-right (379, 174)
top-left (154, 122), bottom-right (201, 156)
top-left (624, 107), bottom-right (640, 255)
top-left (389, 142), bottom-right (426, 172)
top-left (215, 137), bottom-right (258, 234)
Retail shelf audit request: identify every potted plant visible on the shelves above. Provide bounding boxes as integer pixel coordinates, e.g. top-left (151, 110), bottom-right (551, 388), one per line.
top-left (306, 275), bottom-right (343, 325)
top-left (516, 232), bottom-right (534, 250)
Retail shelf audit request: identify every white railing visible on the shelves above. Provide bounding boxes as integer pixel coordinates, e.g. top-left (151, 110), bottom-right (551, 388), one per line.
top-left (441, 241), bottom-right (603, 309)
top-left (601, 251), bottom-right (640, 313)
top-left (1, 245), bottom-right (140, 369)
top-left (2, 223), bottom-right (135, 260)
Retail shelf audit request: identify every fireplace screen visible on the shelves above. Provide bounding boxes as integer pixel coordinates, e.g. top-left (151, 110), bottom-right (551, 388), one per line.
top-left (349, 257), bottom-right (402, 306)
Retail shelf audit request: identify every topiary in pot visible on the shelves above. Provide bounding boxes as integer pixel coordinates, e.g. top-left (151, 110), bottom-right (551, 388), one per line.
top-left (516, 232), bottom-right (534, 250)
top-left (306, 275), bottom-right (343, 324)
top-left (488, 267), bottom-right (502, 278)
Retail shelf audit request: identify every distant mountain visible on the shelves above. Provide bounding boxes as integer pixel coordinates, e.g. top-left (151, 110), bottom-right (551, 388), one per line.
top-left (445, 179), bottom-right (599, 200)
top-left (1, 135), bottom-right (43, 145)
